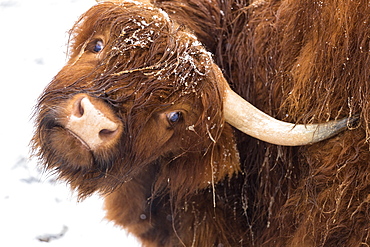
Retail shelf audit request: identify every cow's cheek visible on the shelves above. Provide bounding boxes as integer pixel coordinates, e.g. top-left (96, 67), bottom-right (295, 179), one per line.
top-left (133, 121), bottom-right (175, 160)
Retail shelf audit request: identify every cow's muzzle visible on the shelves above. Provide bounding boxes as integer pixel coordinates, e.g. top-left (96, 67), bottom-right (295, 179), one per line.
top-left (64, 94), bottom-right (123, 151)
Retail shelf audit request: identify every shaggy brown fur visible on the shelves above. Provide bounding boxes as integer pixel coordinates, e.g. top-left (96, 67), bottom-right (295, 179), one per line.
top-left (163, 0), bottom-right (370, 245)
top-left (32, 0), bottom-right (370, 246)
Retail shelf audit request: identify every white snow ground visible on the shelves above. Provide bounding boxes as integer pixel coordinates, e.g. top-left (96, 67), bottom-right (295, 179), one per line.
top-left (0, 0), bottom-right (140, 246)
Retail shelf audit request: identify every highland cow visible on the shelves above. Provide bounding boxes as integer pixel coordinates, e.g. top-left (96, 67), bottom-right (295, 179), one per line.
top-left (32, 0), bottom-right (368, 246)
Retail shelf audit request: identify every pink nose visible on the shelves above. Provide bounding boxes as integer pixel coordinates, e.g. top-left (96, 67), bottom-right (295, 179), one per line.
top-left (64, 94), bottom-right (122, 150)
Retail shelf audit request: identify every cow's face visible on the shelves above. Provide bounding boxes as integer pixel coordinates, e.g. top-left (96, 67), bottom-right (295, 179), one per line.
top-left (32, 3), bottom-right (240, 198)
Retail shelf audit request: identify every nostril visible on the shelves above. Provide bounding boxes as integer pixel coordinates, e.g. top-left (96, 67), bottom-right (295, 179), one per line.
top-left (78, 101), bottom-right (85, 117)
top-left (72, 97), bottom-right (85, 118)
top-left (99, 128), bottom-right (117, 140)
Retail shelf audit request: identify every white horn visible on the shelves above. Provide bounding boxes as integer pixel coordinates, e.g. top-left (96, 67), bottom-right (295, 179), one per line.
top-left (224, 87), bottom-right (354, 146)
top-left (212, 65), bottom-right (354, 146)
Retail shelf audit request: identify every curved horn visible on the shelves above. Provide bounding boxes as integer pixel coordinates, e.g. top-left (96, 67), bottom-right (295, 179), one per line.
top-left (212, 65), bottom-right (354, 146)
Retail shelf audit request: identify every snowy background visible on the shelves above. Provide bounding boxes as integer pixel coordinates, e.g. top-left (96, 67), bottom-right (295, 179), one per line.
top-left (0, 0), bottom-right (140, 246)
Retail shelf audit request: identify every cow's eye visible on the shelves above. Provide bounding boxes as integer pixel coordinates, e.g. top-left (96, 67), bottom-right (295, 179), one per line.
top-left (93, 40), bottom-right (104, 52)
top-left (167, 112), bottom-right (182, 124)
top-left (86, 39), bottom-right (104, 53)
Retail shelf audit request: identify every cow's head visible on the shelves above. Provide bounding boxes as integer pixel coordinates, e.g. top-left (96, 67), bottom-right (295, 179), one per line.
top-left (32, 0), bottom-right (350, 198)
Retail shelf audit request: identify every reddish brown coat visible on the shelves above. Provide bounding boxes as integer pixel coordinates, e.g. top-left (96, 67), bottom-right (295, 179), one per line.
top-left (32, 0), bottom-right (370, 246)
